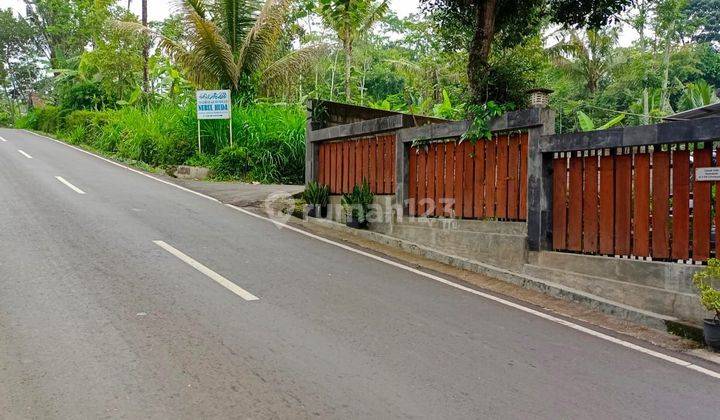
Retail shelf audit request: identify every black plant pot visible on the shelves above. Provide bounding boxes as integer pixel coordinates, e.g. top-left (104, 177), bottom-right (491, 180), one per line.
top-left (307, 204), bottom-right (327, 218)
top-left (346, 215), bottom-right (368, 229)
top-left (704, 319), bottom-right (720, 351)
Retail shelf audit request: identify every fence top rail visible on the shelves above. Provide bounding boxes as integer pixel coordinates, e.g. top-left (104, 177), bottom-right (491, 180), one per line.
top-left (308, 114), bottom-right (408, 143)
top-left (540, 116), bottom-right (720, 153)
top-left (397, 108), bottom-right (548, 144)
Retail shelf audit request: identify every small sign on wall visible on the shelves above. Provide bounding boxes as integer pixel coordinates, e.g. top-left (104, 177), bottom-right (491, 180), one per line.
top-left (695, 167), bottom-right (720, 182)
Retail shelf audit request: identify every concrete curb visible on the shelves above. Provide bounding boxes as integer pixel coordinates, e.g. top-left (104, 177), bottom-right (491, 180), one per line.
top-left (302, 216), bottom-right (702, 336)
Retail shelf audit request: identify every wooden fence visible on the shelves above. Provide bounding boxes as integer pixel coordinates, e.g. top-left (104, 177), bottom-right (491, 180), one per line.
top-left (552, 143), bottom-right (718, 261)
top-left (317, 134), bottom-right (396, 195)
top-left (407, 132), bottom-right (528, 220)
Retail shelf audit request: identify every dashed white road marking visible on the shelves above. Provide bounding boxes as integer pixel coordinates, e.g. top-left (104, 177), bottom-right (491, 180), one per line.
top-left (0, 136), bottom-right (7, 142)
top-left (55, 176), bottom-right (86, 195)
top-left (154, 240), bottom-right (259, 301)
top-left (19, 129), bottom-right (720, 380)
top-left (17, 150), bottom-right (32, 159)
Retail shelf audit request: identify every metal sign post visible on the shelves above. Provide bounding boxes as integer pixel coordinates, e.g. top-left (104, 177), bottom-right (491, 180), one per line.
top-left (196, 90), bottom-right (232, 153)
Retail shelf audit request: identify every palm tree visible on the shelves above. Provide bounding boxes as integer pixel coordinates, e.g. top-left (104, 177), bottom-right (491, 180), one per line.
top-left (118, 0), bottom-right (325, 98)
top-left (550, 29), bottom-right (616, 95)
top-left (318, 0), bottom-right (389, 102)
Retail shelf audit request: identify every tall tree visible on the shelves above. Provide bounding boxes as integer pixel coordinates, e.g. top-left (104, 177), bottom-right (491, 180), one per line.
top-left (550, 29), bottom-right (617, 94)
top-left (120, 0), bottom-right (325, 100)
top-left (420, 0), bottom-right (632, 105)
top-left (142, 0), bottom-right (148, 93)
top-left (318, 0), bottom-right (389, 102)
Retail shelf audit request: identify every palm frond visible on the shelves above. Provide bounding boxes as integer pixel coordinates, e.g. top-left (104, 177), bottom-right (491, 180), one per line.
top-left (361, 0), bottom-right (389, 33)
top-left (261, 43), bottom-right (329, 93)
top-left (217, 0), bottom-right (260, 52)
top-left (237, 0), bottom-right (291, 77)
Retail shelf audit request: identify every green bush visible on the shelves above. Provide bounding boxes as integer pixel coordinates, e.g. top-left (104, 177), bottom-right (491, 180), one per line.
top-left (211, 146), bottom-right (250, 179)
top-left (17, 106), bottom-right (63, 133)
top-left (693, 259), bottom-right (720, 322)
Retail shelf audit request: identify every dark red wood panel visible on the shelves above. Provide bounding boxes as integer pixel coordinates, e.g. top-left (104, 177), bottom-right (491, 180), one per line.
top-left (693, 146), bottom-right (712, 261)
top-left (444, 142), bottom-right (455, 217)
top-left (435, 143), bottom-right (445, 217)
top-left (463, 141), bottom-right (474, 218)
top-left (671, 149), bottom-right (690, 260)
top-left (362, 139), bottom-right (369, 184)
top-left (507, 134), bottom-right (520, 220)
top-left (633, 152), bottom-right (651, 257)
top-left (426, 145), bottom-right (436, 216)
top-left (484, 139), bottom-right (496, 217)
top-left (355, 139), bottom-right (363, 186)
top-left (384, 136), bottom-right (393, 194)
top-left (318, 144), bottom-right (325, 185)
top-left (348, 141), bottom-right (355, 191)
top-left (496, 135), bottom-right (508, 219)
top-left (567, 154), bottom-right (583, 251)
top-left (599, 154), bottom-right (614, 255)
top-left (418, 149), bottom-right (427, 216)
top-left (474, 141), bottom-right (485, 218)
top-left (519, 133), bottom-right (528, 220)
top-left (376, 137), bottom-right (384, 193)
top-left (342, 141), bottom-right (350, 193)
top-left (614, 153), bottom-right (632, 255)
top-left (368, 139), bottom-right (376, 193)
top-left (582, 154), bottom-right (599, 253)
top-left (330, 143), bottom-right (337, 193)
top-left (389, 136), bottom-right (396, 192)
top-left (552, 156), bottom-right (568, 250)
top-left (454, 141), bottom-right (464, 218)
top-left (409, 148), bottom-right (417, 216)
top-left (652, 151), bottom-right (671, 259)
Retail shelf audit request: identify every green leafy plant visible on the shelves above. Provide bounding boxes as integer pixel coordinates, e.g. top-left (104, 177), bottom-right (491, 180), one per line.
top-left (693, 259), bottom-right (720, 323)
top-left (461, 101), bottom-right (507, 143)
top-left (341, 179), bottom-right (374, 224)
top-left (303, 181), bottom-right (330, 206)
top-left (577, 110), bottom-right (625, 131)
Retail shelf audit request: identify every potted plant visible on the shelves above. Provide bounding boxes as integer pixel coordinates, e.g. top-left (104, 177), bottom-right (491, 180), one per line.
top-left (303, 181), bottom-right (330, 218)
top-left (341, 180), bottom-right (374, 229)
top-left (693, 259), bottom-right (720, 351)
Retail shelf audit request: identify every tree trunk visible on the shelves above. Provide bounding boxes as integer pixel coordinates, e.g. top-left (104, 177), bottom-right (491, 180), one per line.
top-left (467, 0), bottom-right (497, 105)
top-left (344, 42), bottom-right (353, 103)
top-left (142, 0), bottom-right (149, 94)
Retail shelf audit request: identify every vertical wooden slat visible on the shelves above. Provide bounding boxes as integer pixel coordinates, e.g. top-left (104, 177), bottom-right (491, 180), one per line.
top-left (426, 145), bottom-right (436, 216)
top-left (389, 136), bottom-right (396, 192)
top-left (633, 151), bottom-right (651, 257)
top-left (473, 141), bottom-right (485, 219)
top-left (435, 143), bottom-right (445, 217)
top-left (318, 144), bottom-right (325, 185)
top-left (552, 156), bottom-right (568, 250)
top-left (348, 141), bottom-right (355, 191)
top-left (496, 135), bottom-right (509, 219)
top-left (444, 142), bottom-right (456, 217)
top-left (567, 154), bottom-right (583, 251)
top-left (418, 149), bottom-right (427, 216)
top-left (384, 136), bottom-right (393, 194)
top-left (368, 139), bottom-right (376, 193)
top-left (693, 145), bottom-right (712, 261)
top-left (408, 148), bottom-right (417, 217)
top-left (336, 142), bottom-right (343, 194)
top-left (362, 139), bottom-right (369, 184)
top-left (463, 141), bottom-right (474, 218)
top-left (716, 146), bottom-right (720, 258)
top-left (454, 141), bottom-right (464, 218)
top-left (582, 154), bottom-right (599, 253)
top-left (671, 150), bottom-right (690, 260)
top-left (652, 150), bottom-right (671, 259)
top-left (355, 139), bottom-right (363, 186)
top-left (342, 142), bottom-right (349, 193)
top-left (330, 143), bottom-right (337, 193)
top-left (519, 133), bottom-right (529, 221)
top-left (599, 154), bottom-right (615, 254)
top-left (507, 134), bottom-right (520, 220)
top-left (376, 137), bottom-right (384, 194)
top-left (614, 153), bottom-right (632, 255)
top-left (484, 139), bottom-right (497, 217)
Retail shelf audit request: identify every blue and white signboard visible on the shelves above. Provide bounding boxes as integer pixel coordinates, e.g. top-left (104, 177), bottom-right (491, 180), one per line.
top-left (196, 90), bottom-right (231, 120)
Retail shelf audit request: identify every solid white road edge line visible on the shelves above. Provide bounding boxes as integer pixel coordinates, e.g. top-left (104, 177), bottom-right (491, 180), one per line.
top-left (20, 128), bottom-right (719, 380)
top-left (153, 240), bottom-right (259, 301)
top-left (22, 130), bottom-right (220, 203)
top-left (17, 149), bottom-right (33, 159)
top-left (225, 204), bottom-right (720, 381)
top-left (55, 176), bottom-right (86, 195)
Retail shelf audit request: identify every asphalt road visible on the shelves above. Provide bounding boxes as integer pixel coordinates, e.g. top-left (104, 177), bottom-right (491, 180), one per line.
top-left (0, 128), bottom-right (718, 419)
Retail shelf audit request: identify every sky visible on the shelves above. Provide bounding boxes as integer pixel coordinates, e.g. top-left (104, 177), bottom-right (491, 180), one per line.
top-left (3, 0), bottom-right (421, 22)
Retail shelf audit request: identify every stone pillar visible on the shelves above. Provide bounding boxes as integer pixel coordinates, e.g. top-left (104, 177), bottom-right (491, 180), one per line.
top-left (395, 136), bottom-right (408, 215)
top-left (526, 107), bottom-right (556, 251)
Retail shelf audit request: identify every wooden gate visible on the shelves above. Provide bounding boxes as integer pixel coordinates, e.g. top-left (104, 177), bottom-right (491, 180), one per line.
top-left (552, 143), bottom-right (718, 262)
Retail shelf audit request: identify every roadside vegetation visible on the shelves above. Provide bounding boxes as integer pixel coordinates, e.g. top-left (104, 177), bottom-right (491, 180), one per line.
top-left (2, 0), bottom-right (719, 184)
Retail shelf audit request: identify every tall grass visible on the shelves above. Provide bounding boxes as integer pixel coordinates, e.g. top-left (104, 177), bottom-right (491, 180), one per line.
top-left (17, 101), bottom-right (306, 184)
